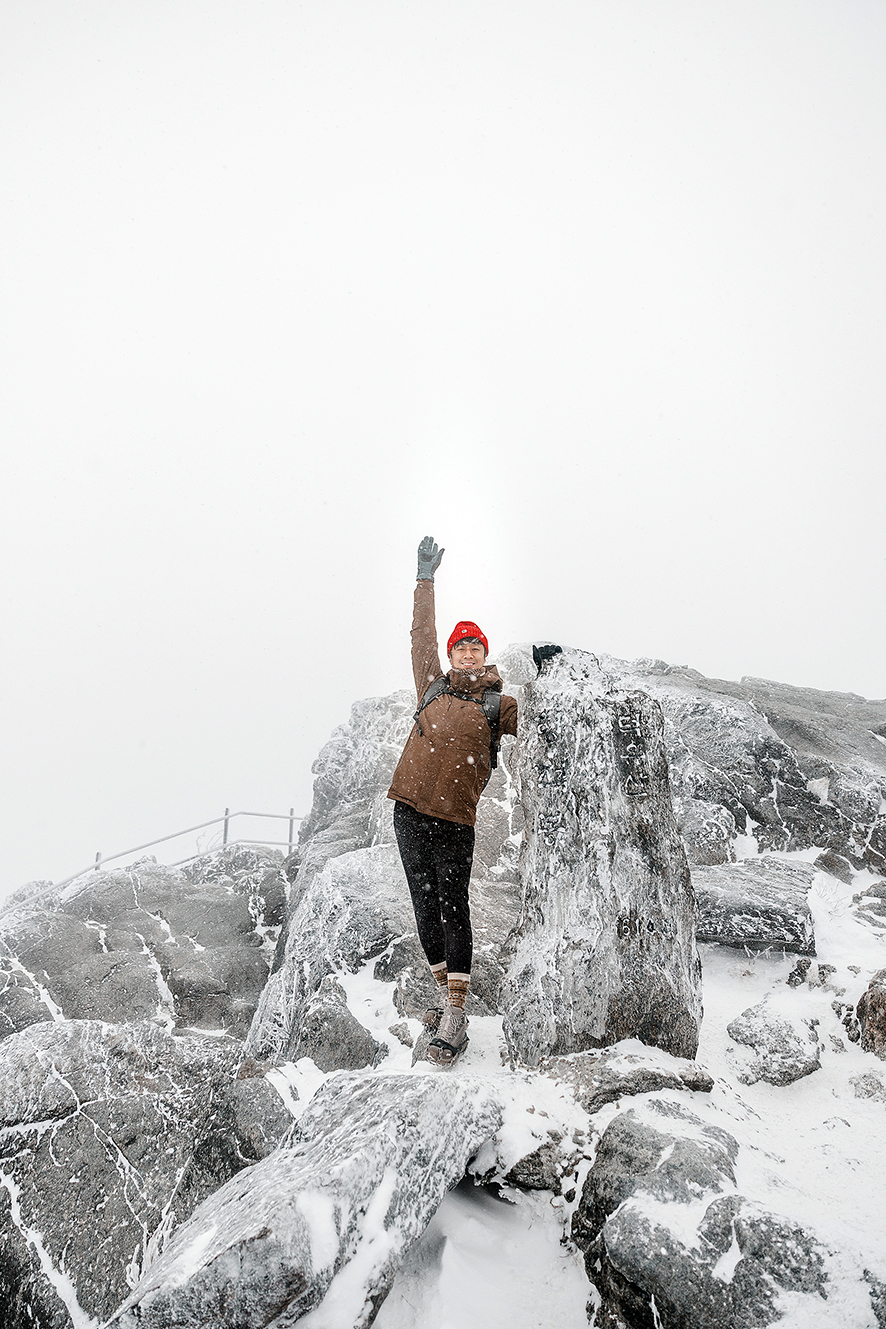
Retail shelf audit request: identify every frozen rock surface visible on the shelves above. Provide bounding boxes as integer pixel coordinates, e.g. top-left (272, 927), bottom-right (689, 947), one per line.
top-left (856, 968), bottom-right (886, 1060)
top-left (540, 1044), bottom-right (713, 1114)
top-left (245, 843), bottom-right (415, 1065)
top-left (0, 847), bottom-right (285, 1042)
top-left (571, 1098), bottom-right (842, 1329)
top-left (108, 1071), bottom-right (503, 1329)
top-left (726, 996), bottom-right (822, 1086)
top-left (502, 649), bottom-right (702, 1065)
top-left (0, 1018), bottom-right (289, 1327)
top-left (603, 658), bottom-right (886, 874)
top-left (693, 856), bottom-right (816, 955)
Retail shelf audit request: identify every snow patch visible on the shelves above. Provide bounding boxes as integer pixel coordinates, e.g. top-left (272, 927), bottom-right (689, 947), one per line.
top-left (298, 1168), bottom-right (399, 1328)
top-left (296, 1191), bottom-right (341, 1275)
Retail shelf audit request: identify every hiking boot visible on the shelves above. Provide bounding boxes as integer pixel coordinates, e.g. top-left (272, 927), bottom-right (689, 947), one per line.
top-left (427, 1004), bottom-right (468, 1067)
top-left (422, 1005), bottom-right (445, 1034)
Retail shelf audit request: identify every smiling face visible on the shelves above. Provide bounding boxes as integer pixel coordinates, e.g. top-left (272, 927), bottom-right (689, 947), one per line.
top-left (448, 637), bottom-right (487, 673)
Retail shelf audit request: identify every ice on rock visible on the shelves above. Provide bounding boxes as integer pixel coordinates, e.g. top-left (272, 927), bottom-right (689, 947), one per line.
top-left (502, 649), bottom-right (702, 1064)
top-left (107, 1071), bottom-right (504, 1329)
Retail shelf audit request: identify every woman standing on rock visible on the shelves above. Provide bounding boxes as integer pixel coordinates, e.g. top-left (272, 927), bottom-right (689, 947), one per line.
top-left (388, 536), bottom-right (518, 1066)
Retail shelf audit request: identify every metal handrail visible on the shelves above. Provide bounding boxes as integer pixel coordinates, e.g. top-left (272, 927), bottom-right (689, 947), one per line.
top-left (53, 809), bottom-right (305, 889)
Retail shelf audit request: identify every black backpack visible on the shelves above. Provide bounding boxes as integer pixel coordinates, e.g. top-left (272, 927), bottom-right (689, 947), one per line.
top-left (413, 676), bottom-right (502, 788)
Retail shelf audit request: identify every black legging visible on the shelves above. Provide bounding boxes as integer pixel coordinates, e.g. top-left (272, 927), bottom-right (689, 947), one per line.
top-left (393, 801), bottom-right (475, 975)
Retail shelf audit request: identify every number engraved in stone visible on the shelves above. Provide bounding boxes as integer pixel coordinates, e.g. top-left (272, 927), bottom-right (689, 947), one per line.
top-left (616, 912), bottom-right (657, 945)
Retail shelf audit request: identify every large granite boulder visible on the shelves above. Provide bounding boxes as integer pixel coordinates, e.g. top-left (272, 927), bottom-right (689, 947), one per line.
top-left (107, 1071), bottom-right (503, 1329)
top-left (0, 847), bottom-right (286, 1042)
top-left (0, 1019), bottom-right (290, 1328)
top-left (693, 856), bottom-right (816, 955)
top-left (502, 650), bottom-right (702, 1065)
top-left (571, 1098), bottom-right (857, 1329)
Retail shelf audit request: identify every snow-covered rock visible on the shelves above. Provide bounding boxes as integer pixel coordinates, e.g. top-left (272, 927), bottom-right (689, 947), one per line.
top-left (244, 843), bottom-right (415, 1066)
top-left (601, 659), bottom-right (886, 874)
top-left (571, 1098), bottom-right (850, 1329)
top-left (0, 1019), bottom-right (289, 1327)
top-left (856, 968), bottom-right (886, 1060)
top-left (107, 1071), bottom-right (503, 1329)
top-left (0, 848), bottom-right (285, 1042)
top-left (693, 856), bottom-right (816, 955)
top-left (726, 996), bottom-right (822, 1086)
top-left (502, 649), bottom-right (702, 1065)
top-left (540, 1043), bottom-right (713, 1114)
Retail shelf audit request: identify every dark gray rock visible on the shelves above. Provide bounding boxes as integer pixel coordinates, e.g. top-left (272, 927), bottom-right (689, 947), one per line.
top-left (300, 974), bottom-right (388, 1071)
top-left (787, 957), bottom-right (813, 986)
top-left (107, 1071), bottom-right (503, 1329)
top-left (850, 1071), bottom-right (886, 1102)
top-left (504, 1137), bottom-right (568, 1193)
top-left (857, 968), bottom-right (886, 1060)
top-left (502, 650), bottom-right (702, 1065)
top-left (813, 848), bottom-right (856, 883)
top-left (572, 1099), bottom-right (834, 1329)
top-left (540, 1045), bottom-right (713, 1114)
top-left (0, 849), bottom-right (286, 1043)
top-left (726, 998), bottom-right (822, 1085)
top-left (693, 856), bottom-right (816, 955)
top-left (0, 1019), bottom-right (290, 1328)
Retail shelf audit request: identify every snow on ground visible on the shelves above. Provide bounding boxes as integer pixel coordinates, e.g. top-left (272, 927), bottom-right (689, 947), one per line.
top-left (373, 1180), bottom-right (590, 1329)
top-left (270, 853), bottom-right (886, 1329)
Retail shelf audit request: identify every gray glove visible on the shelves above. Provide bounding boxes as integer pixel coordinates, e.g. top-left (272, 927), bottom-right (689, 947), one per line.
top-left (417, 535), bottom-right (444, 581)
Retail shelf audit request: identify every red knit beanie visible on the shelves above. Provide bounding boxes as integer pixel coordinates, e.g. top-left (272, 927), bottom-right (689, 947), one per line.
top-left (447, 621), bottom-right (489, 657)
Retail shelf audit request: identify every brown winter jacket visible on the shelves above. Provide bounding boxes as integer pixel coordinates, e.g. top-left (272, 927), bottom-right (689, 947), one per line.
top-left (387, 579), bottom-right (518, 827)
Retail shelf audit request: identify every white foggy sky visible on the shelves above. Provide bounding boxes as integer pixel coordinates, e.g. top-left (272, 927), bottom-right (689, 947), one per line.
top-left (1, 1), bottom-right (884, 894)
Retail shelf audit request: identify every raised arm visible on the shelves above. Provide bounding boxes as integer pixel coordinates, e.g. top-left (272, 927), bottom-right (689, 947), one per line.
top-left (412, 535), bottom-right (445, 699)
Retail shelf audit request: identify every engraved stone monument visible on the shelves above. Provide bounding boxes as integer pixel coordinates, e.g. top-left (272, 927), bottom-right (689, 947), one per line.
top-left (502, 649), bottom-right (702, 1064)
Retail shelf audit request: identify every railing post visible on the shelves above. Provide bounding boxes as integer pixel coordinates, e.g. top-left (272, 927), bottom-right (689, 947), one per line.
top-left (94, 853), bottom-right (101, 871)
top-left (288, 807), bottom-right (295, 855)
top-left (222, 808), bottom-right (230, 846)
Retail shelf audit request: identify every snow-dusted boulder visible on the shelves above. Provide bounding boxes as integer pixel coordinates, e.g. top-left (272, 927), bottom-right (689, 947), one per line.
top-left (108, 1070), bottom-right (503, 1329)
top-left (856, 968), bottom-right (886, 1060)
top-left (245, 843), bottom-right (415, 1066)
top-left (726, 997), bottom-right (822, 1086)
top-left (571, 1098), bottom-right (847, 1329)
top-left (0, 848), bottom-right (285, 1042)
top-left (603, 658), bottom-right (886, 875)
top-left (300, 974), bottom-right (389, 1071)
top-left (502, 650), bottom-right (702, 1065)
top-left (540, 1043), bottom-right (713, 1114)
top-left (0, 1019), bottom-right (289, 1327)
top-left (693, 856), bottom-right (816, 955)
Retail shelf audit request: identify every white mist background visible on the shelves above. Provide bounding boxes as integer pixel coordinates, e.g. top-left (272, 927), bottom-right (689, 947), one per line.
top-left (1, 1), bottom-right (884, 894)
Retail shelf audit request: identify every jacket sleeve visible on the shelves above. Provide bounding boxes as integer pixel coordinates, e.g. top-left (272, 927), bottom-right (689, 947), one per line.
top-left (412, 579), bottom-right (444, 701)
top-left (500, 694), bottom-right (518, 737)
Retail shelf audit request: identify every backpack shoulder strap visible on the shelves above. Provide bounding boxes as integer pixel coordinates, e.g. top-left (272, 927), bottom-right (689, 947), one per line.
top-left (413, 675), bottom-right (450, 735)
top-left (480, 688), bottom-right (502, 771)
